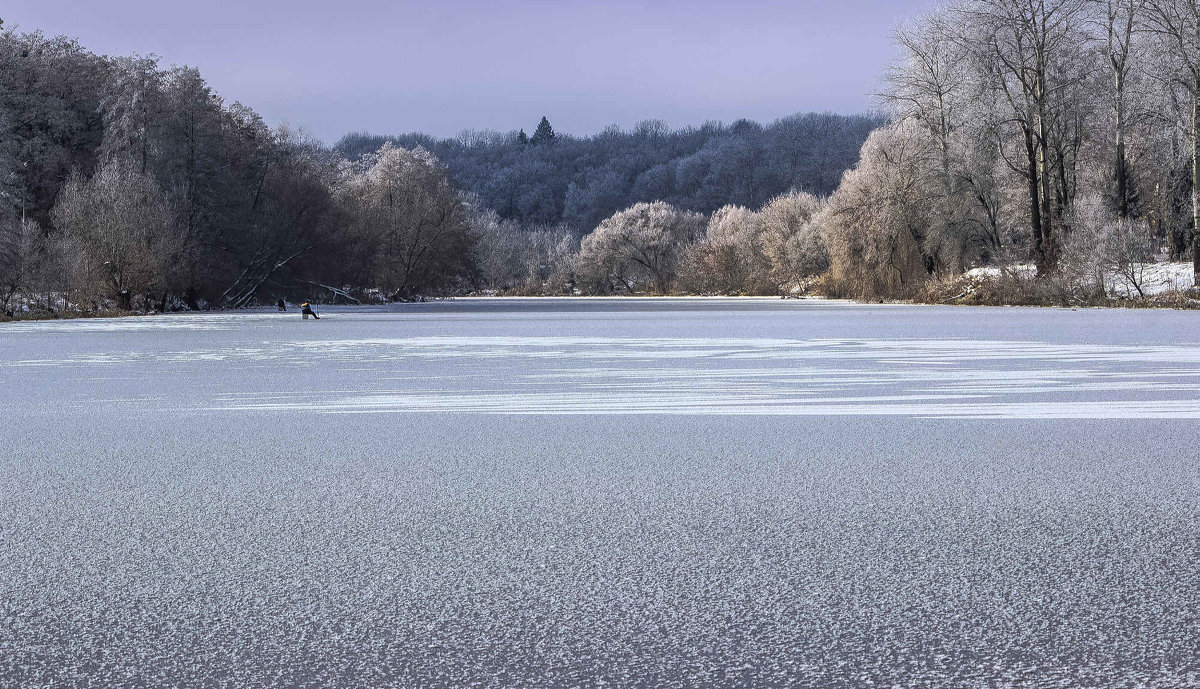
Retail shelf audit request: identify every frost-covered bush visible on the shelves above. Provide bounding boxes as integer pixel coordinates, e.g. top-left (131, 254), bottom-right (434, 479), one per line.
top-left (1060, 194), bottom-right (1156, 298)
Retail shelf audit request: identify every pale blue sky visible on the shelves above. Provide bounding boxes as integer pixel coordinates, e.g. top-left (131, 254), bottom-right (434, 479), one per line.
top-left (3, 0), bottom-right (938, 141)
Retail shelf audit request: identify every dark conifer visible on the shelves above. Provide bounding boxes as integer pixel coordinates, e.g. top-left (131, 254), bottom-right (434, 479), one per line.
top-left (531, 116), bottom-right (555, 145)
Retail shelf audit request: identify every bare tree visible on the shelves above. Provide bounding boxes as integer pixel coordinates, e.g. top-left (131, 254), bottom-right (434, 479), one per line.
top-left (957, 0), bottom-right (1092, 275)
top-left (1095, 0), bottom-right (1146, 220)
top-left (1144, 0), bottom-right (1200, 285)
top-left (0, 216), bottom-right (43, 313)
top-left (217, 128), bottom-right (341, 308)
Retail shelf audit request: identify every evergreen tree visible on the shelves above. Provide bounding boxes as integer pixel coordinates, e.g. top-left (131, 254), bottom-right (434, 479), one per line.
top-left (517, 129), bottom-right (528, 145)
top-left (531, 116), bottom-right (555, 145)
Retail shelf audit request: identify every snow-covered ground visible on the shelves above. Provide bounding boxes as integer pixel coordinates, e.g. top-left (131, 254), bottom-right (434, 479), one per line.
top-left (1105, 261), bottom-right (1197, 296)
top-left (966, 261), bottom-right (1197, 296)
top-left (965, 264), bottom-right (1038, 281)
top-left (2, 299), bottom-right (1198, 686)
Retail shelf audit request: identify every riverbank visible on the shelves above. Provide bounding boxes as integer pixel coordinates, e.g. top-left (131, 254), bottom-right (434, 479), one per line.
top-left (5, 272), bottom-right (1200, 325)
top-left (907, 269), bottom-right (1200, 310)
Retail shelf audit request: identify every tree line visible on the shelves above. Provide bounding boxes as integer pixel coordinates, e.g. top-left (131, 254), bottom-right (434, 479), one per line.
top-left (820, 0), bottom-right (1199, 297)
top-left (6, 1), bottom-right (1197, 317)
top-left (0, 18), bottom-right (881, 316)
top-left (446, 0), bottom-right (1200, 300)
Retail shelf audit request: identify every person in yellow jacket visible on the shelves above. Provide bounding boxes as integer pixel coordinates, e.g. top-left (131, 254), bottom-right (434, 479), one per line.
top-left (301, 302), bottom-right (319, 320)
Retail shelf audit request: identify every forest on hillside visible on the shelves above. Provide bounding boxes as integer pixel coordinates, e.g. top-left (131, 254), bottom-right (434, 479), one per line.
top-left (4, 0), bottom-right (1200, 319)
top-left (335, 112), bottom-right (881, 232)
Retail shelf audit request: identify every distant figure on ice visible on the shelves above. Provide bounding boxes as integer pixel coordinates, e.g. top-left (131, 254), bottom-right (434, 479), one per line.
top-left (277, 298), bottom-right (286, 312)
top-left (301, 302), bottom-right (319, 320)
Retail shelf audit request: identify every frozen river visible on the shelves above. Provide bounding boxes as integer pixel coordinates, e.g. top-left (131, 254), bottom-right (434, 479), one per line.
top-left (2, 298), bottom-right (1199, 687)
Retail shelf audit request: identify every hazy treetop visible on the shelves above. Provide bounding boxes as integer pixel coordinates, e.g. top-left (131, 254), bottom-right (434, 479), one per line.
top-left (0, 0), bottom-right (938, 142)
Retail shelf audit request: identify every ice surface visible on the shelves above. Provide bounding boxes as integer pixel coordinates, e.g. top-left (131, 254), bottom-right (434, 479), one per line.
top-left (1, 298), bottom-right (1198, 687)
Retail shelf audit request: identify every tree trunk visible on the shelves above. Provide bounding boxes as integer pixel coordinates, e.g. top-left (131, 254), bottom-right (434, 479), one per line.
top-left (1037, 106), bottom-right (1055, 274)
top-left (1111, 4), bottom-right (1130, 221)
top-left (1025, 127), bottom-right (1045, 271)
top-left (1193, 90), bottom-right (1200, 286)
top-left (1116, 138), bottom-right (1128, 220)
top-left (1115, 63), bottom-right (1128, 220)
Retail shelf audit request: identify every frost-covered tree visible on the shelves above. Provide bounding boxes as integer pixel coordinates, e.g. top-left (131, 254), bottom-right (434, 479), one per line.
top-left (575, 201), bottom-right (704, 294)
top-left (100, 55), bottom-right (165, 175)
top-left (817, 0), bottom-right (1200, 298)
top-left (1144, 0), bottom-right (1200, 284)
top-left (336, 113), bottom-right (881, 234)
top-left (344, 143), bottom-right (475, 299)
top-left (954, 0), bottom-right (1093, 274)
top-left (820, 120), bottom-right (938, 296)
top-left (883, 9), bottom-right (989, 273)
top-left (52, 157), bottom-right (181, 308)
top-left (469, 201), bottom-right (577, 293)
top-left (759, 192), bottom-right (828, 286)
top-left (0, 29), bottom-right (107, 226)
top-left (0, 216), bottom-right (43, 313)
top-left (679, 205), bottom-right (767, 294)
top-left (156, 67), bottom-right (229, 247)
top-left (1095, 0), bottom-right (1145, 221)
top-left (678, 192), bottom-right (829, 295)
